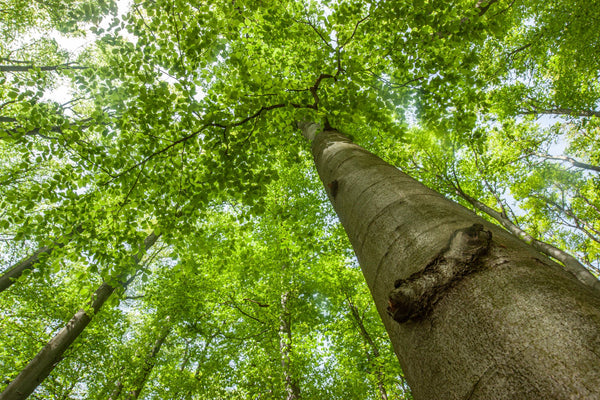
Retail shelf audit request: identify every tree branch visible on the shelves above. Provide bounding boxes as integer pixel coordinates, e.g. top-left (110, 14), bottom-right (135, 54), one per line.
top-left (294, 17), bottom-right (334, 50)
top-left (0, 63), bottom-right (87, 72)
top-left (534, 153), bottom-right (600, 173)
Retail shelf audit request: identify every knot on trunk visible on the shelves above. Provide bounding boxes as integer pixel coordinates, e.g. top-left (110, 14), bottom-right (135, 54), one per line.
top-left (388, 223), bottom-right (492, 323)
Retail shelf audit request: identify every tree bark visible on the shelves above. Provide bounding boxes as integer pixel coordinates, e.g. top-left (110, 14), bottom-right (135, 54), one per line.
top-left (0, 246), bottom-right (53, 293)
top-left (303, 124), bottom-right (600, 400)
top-left (0, 282), bottom-right (115, 400)
top-left (0, 226), bottom-right (82, 294)
top-left (125, 323), bottom-right (171, 400)
top-left (452, 185), bottom-right (600, 293)
top-left (534, 153), bottom-right (600, 173)
top-left (0, 232), bottom-right (158, 400)
top-left (279, 291), bottom-right (301, 400)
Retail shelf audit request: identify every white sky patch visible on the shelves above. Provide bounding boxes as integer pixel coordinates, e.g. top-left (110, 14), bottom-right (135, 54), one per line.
top-left (43, 0), bottom-right (133, 104)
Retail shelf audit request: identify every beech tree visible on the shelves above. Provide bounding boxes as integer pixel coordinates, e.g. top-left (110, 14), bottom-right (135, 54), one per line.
top-left (1, 0), bottom-right (600, 398)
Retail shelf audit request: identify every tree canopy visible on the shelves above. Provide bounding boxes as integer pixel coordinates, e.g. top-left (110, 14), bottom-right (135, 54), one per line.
top-left (1, 0), bottom-right (599, 398)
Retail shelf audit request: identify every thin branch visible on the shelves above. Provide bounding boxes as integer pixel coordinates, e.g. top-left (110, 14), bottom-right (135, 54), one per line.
top-left (339, 14), bottom-right (370, 50)
top-left (244, 298), bottom-right (270, 307)
top-left (227, 296), bottom-right (267, 324)
top-left (507, 42), bottom-right (533, 58)
top-left (116, 163), bottom-right (145, 216)
top-left (0, 63), bottom-right (87, 72)
top-left (294, 17), bottom-right (334, 50)
top-left (476, 0), bottom-right (500, 16)
top-left (105, 125), bottom-right (211, 182)
top-left (107, 69), bottom-right (332, 182)
top-left (519, 100), bottom-right (600, 118)
top-left (534, 153), bottom-right (600, 173)
top-left (575, 191), bottom-right (600, 216)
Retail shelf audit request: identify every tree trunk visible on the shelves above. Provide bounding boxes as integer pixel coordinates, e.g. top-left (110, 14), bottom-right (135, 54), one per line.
top-left (302, 124), bottom-right (600, 400)
top-left (452, 184), bottom-right (600, 292)
top-left (125, 323), bottom-right (172, 400)
top-left (0, 225), bottom-right (83, 293)
top-left (0, 282), bottom-right (115, 400)
top-left (0, 64), bottom-right (87, 72)
top-left (0, 246), bottom-right (53, 293)
top-left (279, 291), bottom-right (301, 400)
top-left (346, 298), bottom-right (388, 400)
top-left (108, 381), bottom-right (123, 400)
top-left (0, 232), bottom-right (158, 400)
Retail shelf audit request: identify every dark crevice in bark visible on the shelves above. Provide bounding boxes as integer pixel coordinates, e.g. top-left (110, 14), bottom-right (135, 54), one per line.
top-left (388, 224), bottom-right (492, 323)
top-left (451, 183), bottom-right (600, 293)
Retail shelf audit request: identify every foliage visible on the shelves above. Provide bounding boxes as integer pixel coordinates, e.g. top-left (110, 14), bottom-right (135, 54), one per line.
top-left (0, 0), bottom-right (598, 398)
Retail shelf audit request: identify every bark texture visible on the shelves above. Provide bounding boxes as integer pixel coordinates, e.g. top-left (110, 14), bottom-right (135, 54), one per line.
top-left (453, 185), bottom-right (600, 292)
top-left (0, 232), bottom-right (158, 400)
top-left (307, 127), bottom-right (600, 400)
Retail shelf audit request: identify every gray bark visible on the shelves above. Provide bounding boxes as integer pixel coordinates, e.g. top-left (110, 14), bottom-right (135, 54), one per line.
top-left (304, 126), bottom-right (600, 400)
top-left (534, 153), bottom-right (600, 173)
top-left (0, 246), bottom-right (53, 293)
top-left (0, 232), bottom-right (158, 400)
top-left (453, 185), bottom-right (600, 293)
top-left (0, 226), bottom-right (83, 293)
top-left (0, 282), bottom-right (115, 400)
top-left (279, 291), bottom-right (301, 400)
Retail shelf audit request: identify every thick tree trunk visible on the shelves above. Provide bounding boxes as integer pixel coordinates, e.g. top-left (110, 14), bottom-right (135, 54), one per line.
top-left (279, 291), bottom-right (301, 400)
top-left (0, 232), bottom-right (158, 400)
top-left (347, 298), bottom-right (388, 400)
top-left (125, 323), bottom-right (171, 400)
top-left (452, 185), bottom-right (600, 292)
top-left (303, 124), bottom-right (600, 400)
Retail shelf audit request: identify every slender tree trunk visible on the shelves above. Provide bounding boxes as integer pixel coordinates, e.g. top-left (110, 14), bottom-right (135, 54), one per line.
top-left (0, 64), bottom-right (87, 72)
top-left (0, 232), bottom-right (158, 400)
top-left (181, 334), bottom-right (216, 399)
top-left (452, 185), bottom-right (600, 292)
top-left (0, 246), bottom-right (53, 293)
top-left (279, 291), bottom-right (301, 400)
top-left (347, 298), bottom-right (388, 400)
top-left (0, 282), bottom-right (115, 400)
top-left (108, 381), bottom-right (124, 400)
top-left (125, 323), bottom-right (172, 400)
top-left (0, 226), bottom-right (83, 293)
top-left (301, 123), bottom-right (600, 400)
